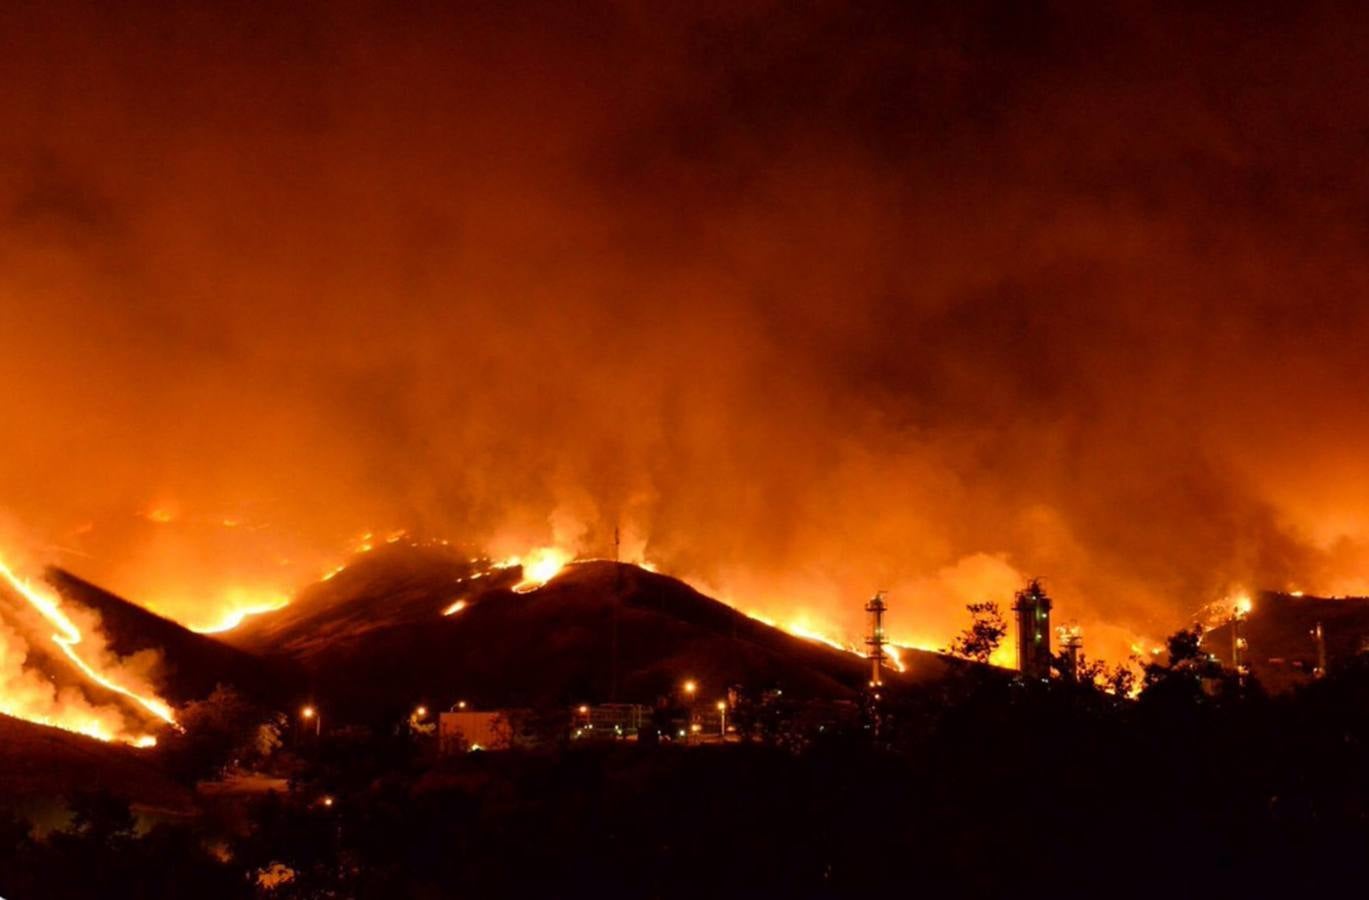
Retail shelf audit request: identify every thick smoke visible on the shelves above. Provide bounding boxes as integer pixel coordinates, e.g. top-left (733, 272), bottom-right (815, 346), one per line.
top-left (2, 1), bottom-right (1369, 660)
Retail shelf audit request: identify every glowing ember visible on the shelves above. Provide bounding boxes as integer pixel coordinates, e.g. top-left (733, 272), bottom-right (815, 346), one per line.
top-left (0, 557), bottom-right (176, 745)
top-left (442, 599), bottom-right (468, 616)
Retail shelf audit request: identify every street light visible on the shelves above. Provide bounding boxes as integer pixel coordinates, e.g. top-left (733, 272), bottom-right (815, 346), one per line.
top-left (681, 680), bottom-right (698, 744)
top-left (716, 700), bottom-right (727, 737)
top-left (301, 705), bottom-right (321, 737)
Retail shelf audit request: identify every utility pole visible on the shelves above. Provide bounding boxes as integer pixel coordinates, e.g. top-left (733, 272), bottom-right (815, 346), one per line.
top-left (1312, 622), bottom-right (1326, 679)
top-left (611, 526), bottom-right (621, 702)
top-left (1231, 600), bottom-right (1250, 684)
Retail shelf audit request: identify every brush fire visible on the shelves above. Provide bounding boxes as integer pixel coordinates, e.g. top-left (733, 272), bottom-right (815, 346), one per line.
top-left (0, 557), bottom-right (175, 745)
top-left (9, 3), bottom-right (1369, 895)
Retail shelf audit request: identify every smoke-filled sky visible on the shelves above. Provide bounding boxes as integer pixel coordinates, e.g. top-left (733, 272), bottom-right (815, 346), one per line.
top-left (3, 1), bottom-right (1369, 656)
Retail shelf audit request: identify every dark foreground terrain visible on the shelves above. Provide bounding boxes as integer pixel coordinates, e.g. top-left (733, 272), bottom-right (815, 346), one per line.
top-left (7, 632), bottom-right (1369, 899)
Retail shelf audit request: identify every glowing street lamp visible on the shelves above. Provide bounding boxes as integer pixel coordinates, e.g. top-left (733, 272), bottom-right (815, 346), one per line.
top-left (716, 700), bottom-right (727, 736)
top-left (301, 705), bottom-right (321, 737)
top-left (680, 679), bottom-right (698, 744)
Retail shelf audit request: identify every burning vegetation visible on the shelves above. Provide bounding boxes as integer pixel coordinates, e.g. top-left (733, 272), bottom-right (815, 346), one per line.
top-left (0, 557), bottom-right (175, 745)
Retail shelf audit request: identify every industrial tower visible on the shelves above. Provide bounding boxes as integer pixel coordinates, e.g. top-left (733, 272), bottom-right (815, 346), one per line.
top-left (865, 591), bottom-right (888, 686)
top-left (1014, 579), bottom-right (1052, 679)
top-left (1058, 625), bottom-right (1083, 679)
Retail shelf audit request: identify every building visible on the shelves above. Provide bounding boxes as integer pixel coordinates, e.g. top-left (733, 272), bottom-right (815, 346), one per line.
top-left (438, 709), bottom-right (535, 753)
top-left (1014, 579), bottom-right (1053, 679)
top-left (1057, 625), bottom-right (1083, 679)
top-left (571, 703), bottom-right (650, 740)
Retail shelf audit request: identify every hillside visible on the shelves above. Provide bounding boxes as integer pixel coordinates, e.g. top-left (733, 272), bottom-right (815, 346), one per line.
top-left (46, 568), bottom-right (299, 706)
top-left (221, 547), bottom-right (953, 720)
top-left (0, 713), bottom-right (193, 816)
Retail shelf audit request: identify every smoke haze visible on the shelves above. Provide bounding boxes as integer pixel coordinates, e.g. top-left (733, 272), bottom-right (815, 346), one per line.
top-left (4, 1), bottom-right (1369, 658)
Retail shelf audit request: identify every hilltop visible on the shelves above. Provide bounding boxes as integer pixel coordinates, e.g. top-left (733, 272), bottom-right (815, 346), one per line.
top-left (218, 545), bottom-right (953, 720)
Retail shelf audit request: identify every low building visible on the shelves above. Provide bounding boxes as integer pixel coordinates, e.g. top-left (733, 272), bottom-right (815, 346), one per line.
top-left (571, 703), bottom-right (650, 740)
top-left (438, 709), bottom-right (535, 753)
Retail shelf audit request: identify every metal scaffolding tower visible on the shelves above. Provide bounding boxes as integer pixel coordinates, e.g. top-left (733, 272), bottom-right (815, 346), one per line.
top-left (865, 591), bottom-right (888, 686)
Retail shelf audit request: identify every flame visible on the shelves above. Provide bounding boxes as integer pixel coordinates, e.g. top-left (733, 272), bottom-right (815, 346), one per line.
top-left (1233, 593), bottom-right (1253, 618)
top-left (785, 620), bottom-right (854, 653)
top-left (0, 557), bottom-right (176, 744)
top-left (884, 643), bottom-right (907, 673)
top-left (508, 547), bottom-right (573, 593)
top-left (781, 619), bottom-right (913, 675)
top-left (190, 591), bottom-right (291, 634)
top-left (442, 599), bottom-right (467, 616)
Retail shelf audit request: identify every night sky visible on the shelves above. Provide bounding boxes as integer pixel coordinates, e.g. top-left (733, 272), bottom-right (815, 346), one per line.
top-left (3, 1), bottom-right (1368, 656)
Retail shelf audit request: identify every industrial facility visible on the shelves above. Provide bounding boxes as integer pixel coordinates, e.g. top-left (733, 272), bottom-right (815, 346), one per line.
top-left (1014, 579), bottom-right (1053, 680)
top-left (1203, 590), bottom-right (1369, 692)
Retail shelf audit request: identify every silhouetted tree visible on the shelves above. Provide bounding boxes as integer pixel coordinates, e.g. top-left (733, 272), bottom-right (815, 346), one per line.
top-left (159, 684), bottom-right (278, 782)
top-left (65, 789), bottom-right (136, 843)
top-left (948, 601), bottom-right (1007, 663)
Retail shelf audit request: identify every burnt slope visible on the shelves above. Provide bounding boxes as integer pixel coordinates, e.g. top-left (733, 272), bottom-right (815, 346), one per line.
top-left (223, 543), bottom-right (517, 657)
top-left (226, 549), bottom-right (952, 720)
top-left (0, 713), bottom-right (193, 814)
top-left (46, 568), bottom-right (299, 706)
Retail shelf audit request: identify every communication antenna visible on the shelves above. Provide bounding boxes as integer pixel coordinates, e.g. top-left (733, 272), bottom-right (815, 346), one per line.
top-left (610, 526), bottom-right (621, 701)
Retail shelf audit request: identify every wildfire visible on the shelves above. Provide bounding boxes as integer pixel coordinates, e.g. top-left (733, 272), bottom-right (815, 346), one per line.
top-left (884, 643), bottom-right (907, 673)
top-left (779, 617), bottom-right (908, 673)
top-left (507, 547), bottom-right (574, 593)
top-left (785, 620), bottom-right (853, 653)
top-left (0, 557), bottom-right (176, 745)
top-left (442, 599), bottom-right (467, 616)
top-left (191, 593), bottom-right (291, 634)
top-left (1234, 593), bottom-right (1253, 618)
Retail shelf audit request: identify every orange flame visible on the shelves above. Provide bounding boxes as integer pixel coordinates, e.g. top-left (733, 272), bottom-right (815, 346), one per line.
top-left (190, 591), bottom-right (291, 634)
top-left (507, 547), bottom-right (573, 593)
top-left (0, 557), bottom-right (176, 744)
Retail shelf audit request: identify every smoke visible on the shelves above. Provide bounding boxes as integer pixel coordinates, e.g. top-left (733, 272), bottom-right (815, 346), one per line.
top-left (2, 1), bottom-right (1369, 661)
top-left (0, 514), bottom-right (170, 741)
